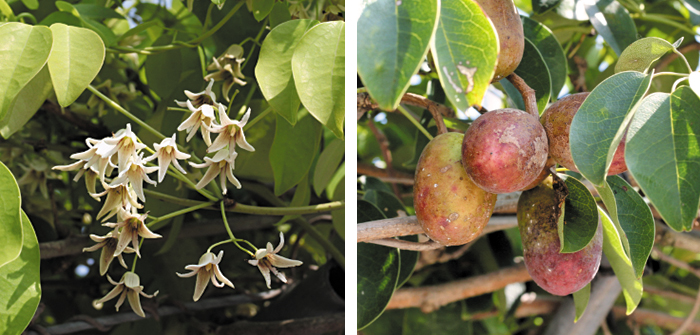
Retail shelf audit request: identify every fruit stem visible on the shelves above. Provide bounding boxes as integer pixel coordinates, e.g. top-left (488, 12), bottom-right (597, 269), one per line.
top-left (506, 73), bottom-right (539, 118)
top-left (397, 105), bottom-right (433, 140)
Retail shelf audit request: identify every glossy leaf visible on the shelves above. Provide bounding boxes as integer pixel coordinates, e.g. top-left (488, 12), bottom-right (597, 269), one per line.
top-left (558, 174), bottom-right (599, 253)
top-left (256, 19), bottom-right (318, 125)
top-left (500, 38), bottom-right (551, 114)
top-left (313, 138), bottom-right (345, 197)
top-left (615, 37), bottom-right (674, 73)
top-left (358, 200), bottom-right (400, 330)
top-left (0, 161), bottom-right (21, 268)
top-left (627, 89), bottom-right (700, 231)
top-left (521, 16), bottom-right (567, 98)
top-left (269, 109), bottom-right (323, 196)
top-left (570, 71), bottom-right (652, 186)
top-left (430, 0), bottom-right (498, 110)
top-left (584, 0), bottom-right (637, 56)
top-left (357, 0), bottom-right (439, 110)
top-left (364, 189), bottom-right (406, 219)
top-left (0, 66), bottom-right (52, 138)
top-left (533, 0), bottom-right (563, 14)
top-left (48, 24), bottom-right (105, 107)
top-left (0, 23), bottom-right (52, 123)
top-left (594, 176), bottom-right (654, 278)
top-left (599, 207), bottom-right (642, 314)
top-left (292, 21), bottom-right (345, 139)
top-left (573, 282), bottom-right (590, 323)
top-left (0, 211), bottom-right (41, 334)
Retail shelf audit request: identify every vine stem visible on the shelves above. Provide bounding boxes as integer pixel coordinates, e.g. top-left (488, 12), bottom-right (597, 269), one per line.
top-left (147, 202), bottom-right (214, 230)
top-left (220, 202), bottom-right (255, 257)
top-left (140, 146), bottom-right (219, 202)
top-left (673, 49), bottom-right (694, 73)
top-left (506, 73), bottom-right (539, 118)
top-left (243, 106), bottom-right (273, 130)
top-left (632, 13), bottom-right (698, 36)
top-left (397, 105), bottom-right (433, 140)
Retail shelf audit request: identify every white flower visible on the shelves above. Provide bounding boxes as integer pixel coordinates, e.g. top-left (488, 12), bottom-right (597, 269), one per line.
top-left (189, 149), bottom-right (241, 195)
top-left (82, 230), bottom-right (135, 276)
top-left (176, 250), bottom-right (234, 301)
top-left (97, 124), bottom-right (147, 173)
top-left (103, 211), bottom-right (161, 257)
top-left (177, 100), bottom-right (217, 146)
top-left (248, 232), bottom-right (303, 289)
top-left (54, 138), bottom-right (114, 182)
top-left (110, 154), bottom-right (158, 202)
top-left (92, 183), bottom-right (142, 222)
top-left (144, 134), bottom-right (191, 183)
top-left (208, 107), bottom-right (255, 154)
top-left (97, 272), bottom-right (158, 318)
top-left (204, 45), bottom-right (247, 102)
top-left (174, 79), bottom-right (217, 108)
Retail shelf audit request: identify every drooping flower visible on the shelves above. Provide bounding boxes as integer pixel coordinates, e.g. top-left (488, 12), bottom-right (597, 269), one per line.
top-left (97, 124), bottom-right (147, 173)
top-left (82, 230), bottom-right (135, 276)
top-left (54, 138), bottom-right (114, 182)
top-left (97, 272), bottom-right (158, 318)
top-left (204, 45), bottom-right (247, 101)
top-left (177, 100), bottom-right (217, 146)
top-left (176, 250), bottom-right (234, 301)
top-left (143, 134), bottom-right (191, 183)
top-left (207, 106), bottom-right (255, 154)
top-left (110, 154), bottom-right (158, 202)
top-left (174, 79), bottom-right (217, 108)
top-left (92, 183), bottom-right (142, 222)
top-left (248, 232), bottom-right (303, 289)
top-left (103, 211), bottom-right (161, 257)
top-left (189, 149), bottom-right (241, 195)
top-left (16, 158), bottom-right (51, 199)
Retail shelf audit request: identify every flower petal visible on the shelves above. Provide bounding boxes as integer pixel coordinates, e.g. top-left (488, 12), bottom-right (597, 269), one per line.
top-left (257, 264), bottom-right (272, 289)
top-left (213, 265), bottom-right (235, 289)
top-left (97, 284), bottom-right (124, 304)
top-left (127, 288), bottom-right (146, 317)
top-left (268, 254), bottom-right (303, 268)
top-left (193, 271), bottom-right (210, 302)
top-left (176, 270), bottom-right (198, 278)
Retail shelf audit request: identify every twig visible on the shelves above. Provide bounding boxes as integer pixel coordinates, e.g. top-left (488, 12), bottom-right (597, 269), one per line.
top-left (357, 162), bottom-right (415, 185)
top-left (671, 281), bottom-right (700, 335)
top-left (654, 41), bottom-right (700, 71)
top-left (654, 221), bottom-right (700, 253)
top-left (506, 73), bottom-right (539, 117)
top-left (600, 319), bottom-right (613, 335)
top-left (652, 246), bottom-right (700, 278)
top-left (644, 286), bottom-right (696, 305)
top-left (356, 92), bottom-right (456, 118)
top-left (414, 241), bottom-right (475, 271)
top-left (367, 118), bottom-right (403, 202)
top-left (42, 101), bottom-right (112, 138)
top-left (612, 306), bottom-right (700, 333)
top-left (363, 238), bottom-right (443, 251)
top-left (385, 264), bottom-right (532, 312)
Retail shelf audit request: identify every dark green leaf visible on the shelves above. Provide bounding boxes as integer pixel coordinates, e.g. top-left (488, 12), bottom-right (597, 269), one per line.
top-left (396, 235), bottom-right (418, 289)
top-left (256, 19), bottom-right (318, 126)
top-left (627, 89), bottom-right (700, 231)
top-left (598, 207), bottom-right (642, 314)
top-left (72, 4), bottom-right (125, 19)
top-left (570, 71), bottom-right (652, 186)
top-left (615, 37), bottom-right (674, 73)
top-left (364, 189), bottom-right (406, 219)
top-left (313, 138), bottom-right (345, 197)
top-left (269, 109), bottom-right (322, 196)
top-left (358, 200), bottom-right (400, 330)
top-left (331, 176), bottom-right (344, 240)
top-left (363, 176), bottom-right (394, 195)
top-left (521, 16), bottom-right (567, 98)
top-left (532, 0), bottom-right (563, 14)
top-left (252, 0), bottom-right (274, 21)
top-left (268, 1), bottom-right (291, 28)
top-left (584, 0), bottom-right (637, 56)
top-left (277, 175), bottom-right (311, 226)
top-left (357, 0), bottom-right (439, 110)
top-left (235, 101), bottom-right (276, 183)
top-left (500, 38), bottom-right (551, 114)
top-left (558, 174), bottom-right (599, 253)
top-left (573, 282), bottom-right (590, 322)
top-left (145, 36), bottom-right (182, 100)
top-left (431, 0), bottom-right (498, 110)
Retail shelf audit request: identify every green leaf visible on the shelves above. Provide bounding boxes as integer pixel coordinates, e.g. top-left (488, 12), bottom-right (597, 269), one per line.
top-left (555, 0), bottom-right (589, 21)
top-left (0, 0), bottom-right (12, 18)
top-left (252, 0), bottom-right (273, 21)
top-left (268, 1), bottom-right (291, 28)
top-left (37, 11), bottom-right (83, 27)
top-left (430, 0), bottom-right (498, 111)
top-left (573, 282), bottom-right (590, 322)
top-left (235, 102), bottom-right (276, 183)
top-left (0, 65), bottom-right (52, 138)
top-left (533, 0), bottom-right (563, 14)
top-left (683, 0), bottom-right (700, 26)
top-left (615, 37), bottom-right (674, 73)
top-left (117, 20), bottom-right (161, 42)
top-left (0, 23), bottom-right (52, 123)
top-left (357, 0), bottom-right (439, 110)
top-left (48, 24), bottom-right (105, 107)
top-left (292, 21), bottom-right (345, 140)
top-left (0, 161), bottom-right (21, 268)
top-left (269, 109), bottom-right (323, 196)
top-left (313, 138), bottom-right (345, 197)
top-left (396, 235), bottom-right (418, 289)
top-left (0, 211), bottom-right (41, 335)
top-left (500, 38), bottom-right (551, 114)
top-left (570, 71), bottom-right (652, 186)
top-left (627, 89), bottom-right (700, 231)
top-left (364, 176), bottom-right (395, 195)
top-left (326, 162), bottom-right (345, 202)
top-left (154, 216), bottom-right (184, 255)
top-left (594, 176), bottom-right (654, 278)
top-left (277, 175), bottom-right (311, 226)
top-left (521, 16), bottom-right (567, 99)
top-left (598, 207), bottom-right (642, 314)
top-left (558, 174), bottom-right (599, 253)
top-left (145, 35), bottom-right (182, 100)
top-left (256, 19), bottom-right (318, 126)
top-left (358, 200), bottom-right (400, 330)
top-left (584, 0), bottom-right (637, 56)
top-left (331, 176), bottom-right (345, 240)
top-left (72, 4), bottom-right (124, 19)
top-left (364, 189), bottom-right (406, 219)
top-left (21, 0), bottom-right (38, 10)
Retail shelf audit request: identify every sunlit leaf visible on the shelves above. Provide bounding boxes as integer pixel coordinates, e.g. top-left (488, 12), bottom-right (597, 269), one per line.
top-left (584, 0), bottom-right (637, 56)
top-left (0, 66), bottom-right (52, 138)
top-left (615, 37), bottom-right (674, 73)
top-left (573, 282), bottom-right (590, 323)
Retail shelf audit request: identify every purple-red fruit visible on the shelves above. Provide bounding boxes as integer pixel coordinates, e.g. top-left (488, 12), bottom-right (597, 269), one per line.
top-left (414, 133), bottom-right (497, 246)
top-left (474, 0), bottom-right (524, 81)
top-left (517, 176), bottom-right (603, 296)
top-left (541, 92), bottom-right (628, 175)
top-left (462, 109), bottom-right (549, 194)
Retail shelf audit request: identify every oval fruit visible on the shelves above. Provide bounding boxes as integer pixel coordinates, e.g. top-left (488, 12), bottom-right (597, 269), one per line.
top-left (541, 92), bottom-right (628, 175)
top-left (517, 176), bottom-right (603, 296)
top-left (414, 132), bottom-right (497, 246)
top-left (474, 0), bottom-right (525, 81)
top-left (462, 109), bottom-right (548, 194)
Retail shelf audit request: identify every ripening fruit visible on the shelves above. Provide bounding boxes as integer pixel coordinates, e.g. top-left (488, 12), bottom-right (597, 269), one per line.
top-left (541, 92), bottom-right (628, 175)
top-left (517, 176), bottom-right (603, 296)
top-left (462, 109), bottom-right (549, 194)
top-left (414, 133), bottom-right (497, 246)
top-left (474, 0), bottom-right (525, 81)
